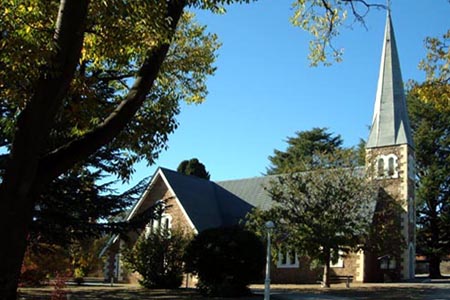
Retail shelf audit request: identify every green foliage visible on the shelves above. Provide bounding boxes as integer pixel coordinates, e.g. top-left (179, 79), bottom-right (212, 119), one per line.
top-left (407, 29), bottom-right (450, 278)
top-left (355, 138), bottom-right (367, 166)
top-left (408, 91), bottom-right (450, 277)
top-left (412, 29), bottom-right (450, 112)
top-left (256, 154), bottom-right (376, 286)
top-left (290, 0), bottom-right (385, 66)
top-left (30, 171), bottom-right (148, 247)
top-left (177, 158), bottom-right (211, 180)
top-left (0, 1), bottom-right (389, 297)
top-left (123, 229), bottom-right (190, 289)
top-left (268, 163), bottom-right (375, 258)
top-left (418, 29), bottom-right (450, 84)
top-left (364, 189), bottom-right (405, 280)
top-left (267, 127), bottom-right (344, 174)
top-left (1, 0), bottom-right (220, 251)
top-left (69, 236), bottom-right (108, 281)
top-left (1, 4), bottom-right (221, 180)
top-left (184, 226), bottom-right (264, 297)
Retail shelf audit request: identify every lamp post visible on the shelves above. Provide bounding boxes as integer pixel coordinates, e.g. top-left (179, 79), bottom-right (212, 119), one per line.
top-left (264, 221), bottom-right (275, 300)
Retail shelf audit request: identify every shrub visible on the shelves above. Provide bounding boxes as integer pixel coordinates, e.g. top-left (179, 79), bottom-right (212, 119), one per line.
top-left (184, 226), bottom-right (265, 297)
top-left (123, 228), bottom-right (190, 289)
top-left (19, 244), bottom-right (71, 287)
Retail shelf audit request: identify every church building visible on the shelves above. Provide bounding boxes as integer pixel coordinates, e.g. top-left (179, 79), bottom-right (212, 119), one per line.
top-left (101, 10), bottom-right (416, 284)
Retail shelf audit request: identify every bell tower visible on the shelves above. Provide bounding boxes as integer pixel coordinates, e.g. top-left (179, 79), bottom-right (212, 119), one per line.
top-left (365, 10), bottom-right (416, 280)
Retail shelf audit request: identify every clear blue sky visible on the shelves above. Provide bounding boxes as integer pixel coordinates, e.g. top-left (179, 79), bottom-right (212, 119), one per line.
top-left (126, 0), bottom-right (450, 186)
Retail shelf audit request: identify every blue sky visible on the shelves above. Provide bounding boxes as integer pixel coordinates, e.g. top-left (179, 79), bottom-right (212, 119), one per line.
top-left (127, 0), bottom-right (450, 186)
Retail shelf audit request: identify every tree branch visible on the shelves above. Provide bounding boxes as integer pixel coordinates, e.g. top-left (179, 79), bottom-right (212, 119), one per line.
top-left (342, 0), bottom-right (386, 25)
top-left (34, 0), bottom-right (186, 189)
top-left (97, 72), bottom-right (135, 83)
top-left (1, 0), bottom-right (89, 197)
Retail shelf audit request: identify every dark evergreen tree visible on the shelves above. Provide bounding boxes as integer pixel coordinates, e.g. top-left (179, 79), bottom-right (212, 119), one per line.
top-left (267, 127), bottom-right (344, 174)
top-left (30, 170), bottom-right (148, 247)
top-left (408, 92), bottom-right (450, 278)
top-left (177, 158), bottom-right (210, 180)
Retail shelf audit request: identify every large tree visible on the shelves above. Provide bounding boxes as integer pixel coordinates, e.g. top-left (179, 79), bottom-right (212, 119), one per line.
top-left (0, 1), bottom-right (221, 297)
top-left (264, 155), bottom-right (376, 287)
top-left (0, 1), bottom-right (387, 298)
top-left (408, 29), bottom-right (450, 279)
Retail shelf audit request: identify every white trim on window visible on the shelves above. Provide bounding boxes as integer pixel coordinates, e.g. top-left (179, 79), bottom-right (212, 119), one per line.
top-left (330, 251), bottom-right (344, 268)
top-left (375, 154), bottom-right (399, 179)
top-left (145, 213), bottom-right (172, 238)
top-left (277, 250), bottom-right (299, 268)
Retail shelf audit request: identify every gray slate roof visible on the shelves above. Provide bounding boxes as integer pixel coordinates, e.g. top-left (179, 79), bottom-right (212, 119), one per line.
top-left (216, 175), bottom-right (277, 211)
top-left (159, 168), bottom-right (255, 232)
top-left (366, 11), bottom-right (414, 149)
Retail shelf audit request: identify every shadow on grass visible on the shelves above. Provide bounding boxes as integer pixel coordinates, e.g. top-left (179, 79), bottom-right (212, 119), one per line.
top-left (270, 285), bottom-right (450, 300)
top-left (19, 280), bottom-right (450, 300)
top-left (19, 286), bottom-right (263, 300)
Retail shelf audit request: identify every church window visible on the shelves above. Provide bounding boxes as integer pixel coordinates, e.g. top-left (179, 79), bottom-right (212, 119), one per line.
top-left (280, 252), bottom-right (287, 265)
top-left (330, 250), bottom-right (344, 268)
top-left (164, 217), bottom-right (170, 231)
top-left (388, 157), bottom-right (395, 176)
top-left (376, 154), bottom-right (398, 179)
top-left (377, 158), bottom-right (385, 177)
top-left (145, 214), bottom-right (172, 238)
top-left (277, 249), bottom-right (299, 268)
top-left (408, 155), bottom-right (415, 179)
top-left (380, 256), bottom-right (396, 270)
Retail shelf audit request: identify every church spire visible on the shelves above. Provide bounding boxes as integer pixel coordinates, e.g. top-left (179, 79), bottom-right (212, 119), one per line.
top-left (366, 10), bottom-right (414, 149)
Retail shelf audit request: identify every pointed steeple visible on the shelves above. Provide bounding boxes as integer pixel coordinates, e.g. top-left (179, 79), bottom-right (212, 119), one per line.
top-left (366, 11), bottom-right (414, 149)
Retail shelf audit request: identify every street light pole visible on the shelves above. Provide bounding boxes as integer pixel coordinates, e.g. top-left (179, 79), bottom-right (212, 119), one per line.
top-left (264, 221), bottom-right (275, 300)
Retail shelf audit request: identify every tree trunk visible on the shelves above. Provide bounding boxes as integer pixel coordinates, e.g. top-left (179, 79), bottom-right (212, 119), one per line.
top-left (322, 248), bottom-right (331, 288)
top-left (428, 255), bottom-right (442, 279)
top-left (0, 193), bottom-right (34, 300)
top-left (0, 1), bottom-right (186, 299)
top-left (0, 1), bottom-right (89, 299)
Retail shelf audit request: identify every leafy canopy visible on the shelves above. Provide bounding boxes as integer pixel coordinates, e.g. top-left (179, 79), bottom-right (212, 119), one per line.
top-left (291, 0), bottom-right (385, 66)
top-left (267, 127), bottom-right (344, 174)
top-left (249, 153), bottom-right (377, 286)
top-left (0, 1), bottom-right (394, 297)
top-left (177, 158), bottom-right (211, 180)
top-left (412, 29), bottom-right (450, 112)
top-left (1, 4), bottom-right (220, 180)
top-left (407, 29), bottom-right (450, 278)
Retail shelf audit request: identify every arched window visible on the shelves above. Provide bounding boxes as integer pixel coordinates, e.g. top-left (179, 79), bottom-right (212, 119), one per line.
top-left (376, 154), bottom-right (398, 179)
top-left (388, 157), bottom-right (395, 176)
top-left (145, 214), bottom-right (172, 238)
top-left (377, 158), bottom-right (385, 177)
top-left (408, 155), bottom-right (415, 179)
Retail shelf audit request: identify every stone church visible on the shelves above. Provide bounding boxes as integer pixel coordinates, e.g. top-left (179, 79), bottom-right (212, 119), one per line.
top-left (101, 11), bottom-right (416, 284)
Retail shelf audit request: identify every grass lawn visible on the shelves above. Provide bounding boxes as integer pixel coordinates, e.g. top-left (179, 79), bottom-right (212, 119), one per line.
top-left (265, 280), bottom-right (450, 300)
top-left (18, 285), bottom-right (263, 300)
top-left (18, 281), bottom-right (450, 300)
